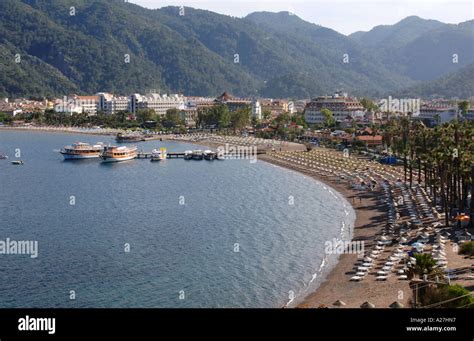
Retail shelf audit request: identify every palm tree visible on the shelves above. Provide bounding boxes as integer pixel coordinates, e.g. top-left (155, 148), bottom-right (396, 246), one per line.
top-left (407, 253), bottom-right (442, 280)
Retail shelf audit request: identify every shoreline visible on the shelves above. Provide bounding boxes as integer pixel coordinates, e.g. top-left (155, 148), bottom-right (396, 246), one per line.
top-left (0, 127), bottom-right (413, 307)
top-left (0, 125), bottom-right (120, 136)
top-left (259, 154), bottom-right (412, 308)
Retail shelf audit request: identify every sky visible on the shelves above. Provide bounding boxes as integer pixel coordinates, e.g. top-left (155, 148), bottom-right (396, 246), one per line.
top-left (130, 0), bottom-right (473, 35)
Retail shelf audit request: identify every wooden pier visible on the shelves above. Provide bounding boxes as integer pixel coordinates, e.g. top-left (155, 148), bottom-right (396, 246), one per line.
top-left (136, 152), bottom-right (185, 159)
top-left (135, 149), bottom-right (264, 160)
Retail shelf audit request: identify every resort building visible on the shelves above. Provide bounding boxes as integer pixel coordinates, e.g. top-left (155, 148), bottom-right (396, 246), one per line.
top-left (260, 99), bottom-right (290, 117)
top-left (185, 97), bottom-right (216, 110)
top-left (97, 93), bottom-right (130, 115)
top-left (418, 106), bottom-right (459, 124)
top-left (179, 108), bottom-right (198, 128)
top-left (130, 93), bottom-right (186, 116)
top-left (304, 93), bottom-right (365, 125)
top-left (293, 100), bottom-right (308, 113)
top-left (214, 92), bottom-right (252, 112)
top-left (54, 95), bottom-right (98, 115)
top-left (76, 95), bottom-right (99, 115)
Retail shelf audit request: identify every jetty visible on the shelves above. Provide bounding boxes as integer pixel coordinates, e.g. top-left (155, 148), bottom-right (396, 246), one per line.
top-left (137, 152), bottom-right (186, 159)
top-left (135, 149), bottom-right (263, 160)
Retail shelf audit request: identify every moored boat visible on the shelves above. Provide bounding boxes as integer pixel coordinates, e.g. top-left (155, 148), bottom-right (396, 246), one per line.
top-left (0, 154), bottom-right (8, 160)
top-left (203, 150), bottom-right (216, 160)
top-left (192, 150), bottom-right (203, 160)
top-left (11, 160), bottom-right (24, 165)
top-left (116, 132), bottom-right (144, 143)
top-left (100, 145), bottom-right (137, 162)
top-left (151, 148), bottom-right (167, 162)
top-left (184, 151), bottom-right (193, 160)
top-left (60, 142), bottom-right (105, 160)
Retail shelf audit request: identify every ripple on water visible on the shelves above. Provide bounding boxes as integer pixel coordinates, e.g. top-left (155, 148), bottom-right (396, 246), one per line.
top-left (0, 131), bottom-right (355, 307)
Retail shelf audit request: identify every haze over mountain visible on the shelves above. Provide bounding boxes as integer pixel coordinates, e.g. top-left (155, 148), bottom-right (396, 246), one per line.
top-left (0, 0), bottom-right (472, 99)
top-left (351, 16), bottom-right (474, 81)
top-left (395, 63), bottom-right (474, 99)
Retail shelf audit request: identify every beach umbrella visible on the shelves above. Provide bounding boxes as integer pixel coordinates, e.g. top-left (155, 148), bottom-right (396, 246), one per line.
top-left (455, 214), bottom-right (470, 222)
top-left (333, 300), bottom-right (346, 307)
top-left (360, 301), bottom-right (375, 309)
top-left (389, 301), bottom-right (404, 309)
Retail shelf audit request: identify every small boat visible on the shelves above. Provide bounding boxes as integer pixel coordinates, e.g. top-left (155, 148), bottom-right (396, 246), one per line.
top-left (184, 151), bottom-right (193, 160)
top-left (203, 150), bottom-right (216, 160)
top-left (216, 152), bottom-right (225, 160)
top-left (151, 148), bottom-right (167, 162)
top-left (11, 160), bottom-right (24, 165)
top-left (0, 154), bottom-right (8, 160)
top-left (60, 142), bottom-right (105, 159)
top-left (100, 145), bottom-right (137, 162)
top-left (192, 150), bottom-right (203, 160)
top-left (116, 132), bottom-right (144, 143)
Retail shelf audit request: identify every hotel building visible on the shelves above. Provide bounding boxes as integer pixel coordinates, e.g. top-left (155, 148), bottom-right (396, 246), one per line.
top-left (304, 93), bottom-right (365, 124)
top-left (97, 93), bottom-right (130, 115)
top-left (54, 95), bottom-right (99, 115)
top-left (130, 93), bottom-right (186, 116)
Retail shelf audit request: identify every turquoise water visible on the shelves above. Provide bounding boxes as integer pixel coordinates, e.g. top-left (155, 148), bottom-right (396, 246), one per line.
top-left (0, 130), bottom-right (355, 308)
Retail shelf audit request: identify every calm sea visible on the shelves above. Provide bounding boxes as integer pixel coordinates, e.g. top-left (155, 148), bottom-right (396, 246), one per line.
top-left (0, 130), bottom-right (355, 308)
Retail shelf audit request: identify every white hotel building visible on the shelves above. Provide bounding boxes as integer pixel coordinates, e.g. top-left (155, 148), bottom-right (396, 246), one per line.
top-left (419, 105), bottom-right (474, 124)
top-left (54, 95), bottom-right (99, 115)
top-left (97, 93), bottom-right (130, 115)
top-left (304, 93), bottom-right (365, 124)
top-left (130, 93), bottom-right (186, 115)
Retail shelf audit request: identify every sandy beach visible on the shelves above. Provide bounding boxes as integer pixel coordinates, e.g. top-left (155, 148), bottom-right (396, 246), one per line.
top-left (261, 149), bottom-right (473, 309)
top-left (260, 153), bottom-right (413, 308)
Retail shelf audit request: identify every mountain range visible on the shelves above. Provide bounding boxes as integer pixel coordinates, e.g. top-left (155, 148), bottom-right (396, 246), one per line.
top-left (0, 0), bottom-right (472, 99)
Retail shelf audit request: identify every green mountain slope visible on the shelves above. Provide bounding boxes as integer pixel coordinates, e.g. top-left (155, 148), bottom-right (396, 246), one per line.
top-left (0, 0), bottom-right (471, 99)
top-left (396, 63), bottom-right (474, 98)
top-left (349, 16), bottom-right (474, 81)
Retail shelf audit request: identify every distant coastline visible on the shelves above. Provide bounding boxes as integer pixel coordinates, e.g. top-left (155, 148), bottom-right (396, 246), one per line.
top-left (0, 125), bottom-right (120, 136)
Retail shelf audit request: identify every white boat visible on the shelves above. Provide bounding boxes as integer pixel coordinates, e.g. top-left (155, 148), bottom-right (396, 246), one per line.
top-left (184, 151), bottom-right (193, 160)
top-left (151, 148), bottom-right (167, 161)
top-left (192, 150), bottom-right (203, 160)
top-left (203, 150), bottom-right (216, 160)
top-left (60, 142), bottom-right (105, 159)
top-left (100, 145), bottom-right (137, 162)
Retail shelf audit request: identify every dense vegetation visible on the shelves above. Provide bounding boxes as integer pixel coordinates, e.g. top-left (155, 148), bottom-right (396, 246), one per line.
top-left (382, 118), bottom-right (474, 226)
top-left (419, 284), bottom-right (474, 308)
top-left (396, 63), bottom-right (474, 99)
top-left (459, 241), bottom-right (474, 257)
top-left (0, 1), bottom-right (471, 99)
